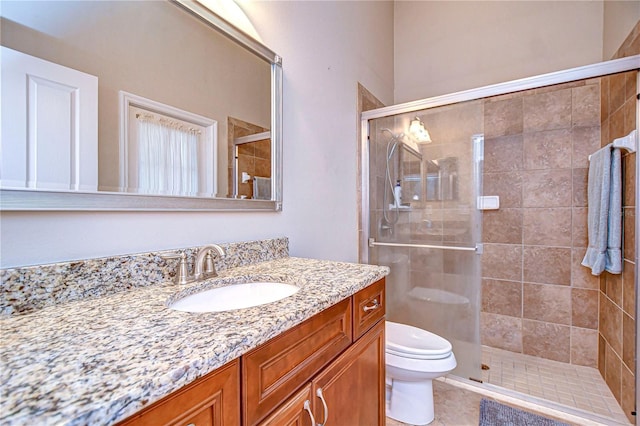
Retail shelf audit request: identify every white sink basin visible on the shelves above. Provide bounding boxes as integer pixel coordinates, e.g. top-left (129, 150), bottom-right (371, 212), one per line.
top-left (169, 282), bottom-right (300, 313)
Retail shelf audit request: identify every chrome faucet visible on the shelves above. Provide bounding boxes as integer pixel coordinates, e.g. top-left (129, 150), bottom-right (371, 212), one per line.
top-left (161, 244), bottom-right (226, 285)
top-left (193, 244), bottom-right (226, 280)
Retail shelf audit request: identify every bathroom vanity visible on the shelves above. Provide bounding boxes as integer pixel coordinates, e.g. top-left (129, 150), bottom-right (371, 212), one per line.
top-left (0, 238), bottom-right (389, 425)
top-left (118, 278), bottom-right (386, 426)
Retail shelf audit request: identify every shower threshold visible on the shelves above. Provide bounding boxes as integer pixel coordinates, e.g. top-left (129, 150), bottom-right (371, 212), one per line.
top-left (441, 346), bottom-right (631, 425)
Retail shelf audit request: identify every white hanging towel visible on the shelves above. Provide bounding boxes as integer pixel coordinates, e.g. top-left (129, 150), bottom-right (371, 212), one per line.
top-left (253, 176), bottom-right (272, 200)
top-left (581, 144), bottom-right (622, 275)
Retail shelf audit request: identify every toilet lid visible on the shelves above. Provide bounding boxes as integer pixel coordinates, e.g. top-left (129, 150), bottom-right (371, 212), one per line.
top-left (386, 321), bottom-right (453, 360)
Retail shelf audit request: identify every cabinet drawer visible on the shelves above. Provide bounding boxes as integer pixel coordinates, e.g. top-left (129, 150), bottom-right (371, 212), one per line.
top-left (117, 359), bottom-right (240, 426)
top-left (352, 278), bottom-right (385, 340)
top-left (242, 298), bottom-right (352, 426)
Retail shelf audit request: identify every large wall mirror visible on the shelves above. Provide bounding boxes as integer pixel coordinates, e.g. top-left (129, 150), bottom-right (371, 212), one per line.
top-left (0, 0), bottom-right (283, 211)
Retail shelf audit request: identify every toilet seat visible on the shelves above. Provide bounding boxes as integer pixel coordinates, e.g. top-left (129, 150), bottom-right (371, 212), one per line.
top-left (385, 321), bottom-right (457, 425)
top-left (386, 321), bottom-right (452, 360)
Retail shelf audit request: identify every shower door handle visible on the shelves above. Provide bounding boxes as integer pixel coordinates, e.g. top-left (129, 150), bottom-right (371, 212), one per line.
top-left (363, 298), bottom-right (380, 312)
top-left (368, 238), bottom-right (479, 252)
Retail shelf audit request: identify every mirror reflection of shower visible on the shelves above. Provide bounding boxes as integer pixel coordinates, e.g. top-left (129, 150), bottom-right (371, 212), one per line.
top-left (425, 157), bottom-right (458, 201)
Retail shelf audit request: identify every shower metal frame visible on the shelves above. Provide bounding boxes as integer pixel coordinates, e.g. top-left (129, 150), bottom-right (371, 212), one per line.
top-left (360, 54), bottom-right (639, 264)
top-left (359, 54), bottom-right (640, 424)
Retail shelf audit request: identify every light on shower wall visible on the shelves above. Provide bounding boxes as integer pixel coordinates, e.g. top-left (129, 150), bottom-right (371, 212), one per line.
top-left (409, 117), bottom-right (432, 143)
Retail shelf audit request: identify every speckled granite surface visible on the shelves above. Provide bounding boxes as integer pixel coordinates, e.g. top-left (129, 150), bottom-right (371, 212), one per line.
top-left (1, 255), bottom-right (389, 425)
top-left (1, 238), bottom-right (289, 316)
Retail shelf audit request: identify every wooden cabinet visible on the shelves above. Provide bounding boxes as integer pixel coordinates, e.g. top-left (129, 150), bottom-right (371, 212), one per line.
top-left (242, 299), bottom-right (352, 425)
top-left (311, 320), bottom-right (385, 426)
top-left (248, 278), bottom-right (386, 426)
top-left (352, 278), bottom-right (385, 340)
top-left (117, 359), bottom-right (240, 426)
top-left (258, 385), bottom-right (315, 426)
top-left (119, 278), bottom-right (385, 426)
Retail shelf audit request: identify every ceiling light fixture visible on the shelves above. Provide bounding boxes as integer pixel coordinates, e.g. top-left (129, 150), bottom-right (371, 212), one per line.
top-left (408, 117), bottom-right (432, 143)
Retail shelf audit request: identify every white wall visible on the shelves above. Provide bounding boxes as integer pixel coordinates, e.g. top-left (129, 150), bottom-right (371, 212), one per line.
top-left (603, 0), bottom-right (640, 59)
top-left (0, 1), bottom-right (395, 268)
top-left (394, 1), bottom-right (604, 102)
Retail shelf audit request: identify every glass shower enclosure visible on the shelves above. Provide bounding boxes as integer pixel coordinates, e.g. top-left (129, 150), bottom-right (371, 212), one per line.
top-left (362, 99), bottom-right (485, 382)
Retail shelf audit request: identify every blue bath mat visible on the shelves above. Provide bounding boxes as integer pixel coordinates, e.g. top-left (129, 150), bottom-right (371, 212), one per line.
top-left (479, 399), bottom-right (570, 426)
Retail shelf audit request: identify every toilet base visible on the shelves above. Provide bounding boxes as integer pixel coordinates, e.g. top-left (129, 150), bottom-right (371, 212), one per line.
top-left (386, 378), bottom-right (434, 425)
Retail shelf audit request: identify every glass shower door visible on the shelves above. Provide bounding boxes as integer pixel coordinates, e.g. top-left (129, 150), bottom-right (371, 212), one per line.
top-left (366, 100), bottom-right (484, 381)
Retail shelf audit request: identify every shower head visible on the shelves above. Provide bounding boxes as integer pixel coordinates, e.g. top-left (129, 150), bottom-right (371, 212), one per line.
top-left (381, 128), bottom-right (404, 141)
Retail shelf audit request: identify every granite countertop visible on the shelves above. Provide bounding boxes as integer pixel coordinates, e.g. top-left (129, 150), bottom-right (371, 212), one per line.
top-left (0, 257), bottom-right (389, 425)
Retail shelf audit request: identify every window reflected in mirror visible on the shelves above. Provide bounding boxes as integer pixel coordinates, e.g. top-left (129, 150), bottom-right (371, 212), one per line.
top-left (121, 91), bottom-right (217, 197)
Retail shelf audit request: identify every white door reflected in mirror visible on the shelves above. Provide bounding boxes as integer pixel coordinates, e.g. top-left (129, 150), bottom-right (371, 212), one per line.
top-left (0, 46), bottom-right (98, 191)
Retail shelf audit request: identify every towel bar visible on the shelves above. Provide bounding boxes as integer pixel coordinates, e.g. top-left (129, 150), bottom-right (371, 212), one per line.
top-left (588, 129), bottom-right (637, 160)
top-left (368, 238), bottom-right (480, 252)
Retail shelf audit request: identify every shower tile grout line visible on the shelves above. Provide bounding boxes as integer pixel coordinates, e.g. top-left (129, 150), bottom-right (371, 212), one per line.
top-left (482, 346), bottom-right (629, 423)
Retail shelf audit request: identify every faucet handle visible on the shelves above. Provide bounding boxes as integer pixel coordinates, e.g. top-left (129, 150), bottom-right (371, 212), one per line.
top-left (160, 252), bottom-right (193, 285)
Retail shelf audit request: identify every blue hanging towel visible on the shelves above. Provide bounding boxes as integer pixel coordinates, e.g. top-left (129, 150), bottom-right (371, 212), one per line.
top-left (581, 145), bottom-right (622, 275)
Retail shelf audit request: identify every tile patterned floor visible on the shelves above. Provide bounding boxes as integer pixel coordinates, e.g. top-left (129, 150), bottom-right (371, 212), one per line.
top-left (481, 346), bottom-right (630, 424)
top-left (385, 347), bottom-right (633, 426)
top-left (386, 379), bottom-right (483, 426)
top-left (385, 379), bottom-right (583, 426)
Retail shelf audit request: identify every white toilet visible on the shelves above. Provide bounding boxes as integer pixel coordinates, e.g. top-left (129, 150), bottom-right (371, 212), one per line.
top-left (385, 321), bottom-right (457, 425)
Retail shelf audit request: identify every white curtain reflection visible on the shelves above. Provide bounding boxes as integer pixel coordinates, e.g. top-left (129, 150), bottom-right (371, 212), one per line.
top-left (136, 115), bottom-right (199, 195)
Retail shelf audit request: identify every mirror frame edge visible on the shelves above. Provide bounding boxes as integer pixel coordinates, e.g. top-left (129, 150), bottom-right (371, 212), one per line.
top-left (0, 0), bottom-right (283, 212)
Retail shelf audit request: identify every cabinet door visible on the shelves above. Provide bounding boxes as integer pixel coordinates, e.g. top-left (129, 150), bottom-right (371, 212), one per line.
top-left (258, 384), bottom-right (315, 426)
top-left (242, 298), bottom-right (352, 425)
top-left (117, 360), bottom-right (240, 426)
top-left (311, 320), bottom-right (385, 426)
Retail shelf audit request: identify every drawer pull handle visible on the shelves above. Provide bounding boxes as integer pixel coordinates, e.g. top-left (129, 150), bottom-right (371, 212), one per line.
top-left (303, 400), bottom-right (316, 425)
top-left (363, 298), bottom-right (380, 312)
top-left (186, 424), bottom-right (196, 426)
top-left (316, 388), bottom-right (329, 425)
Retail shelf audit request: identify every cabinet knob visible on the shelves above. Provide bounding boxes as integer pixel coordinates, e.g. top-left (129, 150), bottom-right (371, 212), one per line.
top-left (316, 388), bottom-right (329, 426)
top-left (363, 298), bottom-right (380, 312)
top-left (303, 400), bottom-right (316, 426)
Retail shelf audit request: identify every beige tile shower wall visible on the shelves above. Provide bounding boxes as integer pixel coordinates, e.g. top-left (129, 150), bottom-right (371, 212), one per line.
top-left (236, 139), bottom-right (271, 199)
top-left (226, 118), bottom-right (270, 199)
top-left (598, 69), bottom-right (636, 423)
top-left (481, 78), bottom-right (602, 368)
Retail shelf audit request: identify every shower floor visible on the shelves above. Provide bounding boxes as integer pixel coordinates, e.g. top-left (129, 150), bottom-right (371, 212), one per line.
top-left (481, 346), bottom-right (630, 424)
